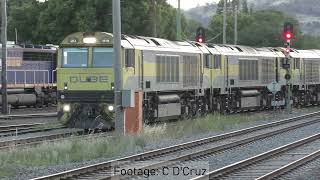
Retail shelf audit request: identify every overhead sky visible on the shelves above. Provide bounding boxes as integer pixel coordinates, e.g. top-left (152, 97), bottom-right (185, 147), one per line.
top-left (167, 0), bottom-right (219, 10)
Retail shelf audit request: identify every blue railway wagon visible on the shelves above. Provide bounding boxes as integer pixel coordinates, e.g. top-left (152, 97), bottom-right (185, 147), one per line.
top-left (0, 44), bottom-right (57, 108)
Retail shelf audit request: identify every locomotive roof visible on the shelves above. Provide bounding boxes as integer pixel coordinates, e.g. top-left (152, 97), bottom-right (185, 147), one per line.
top-left (61, 32), bottom-right (320, 59)
top-left (204, 43), bottom-right (281, 58)
top-left (296, 49), bottom-right (320, 59)
top-left (122, 35), bottom-right (202, 53)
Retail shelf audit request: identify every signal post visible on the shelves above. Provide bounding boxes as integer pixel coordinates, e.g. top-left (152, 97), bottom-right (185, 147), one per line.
top-left (283, 22), bottom-right (294, 113)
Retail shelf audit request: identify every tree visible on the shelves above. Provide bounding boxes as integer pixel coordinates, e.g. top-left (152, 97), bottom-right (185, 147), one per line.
top-left (7, 0), bottom-right (190, 44)
top-left (249, 3), bottom-right (254, 14)
top-left (208, 10), bottom-right (303, 47)
top-left (242, 0), bottom-right (249, 13)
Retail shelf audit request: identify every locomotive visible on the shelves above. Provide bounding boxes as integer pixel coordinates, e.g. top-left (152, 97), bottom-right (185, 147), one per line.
top-left (57, 32), bottom-right (320, 129)
top-left (0, 43), bottom-right (57, 109)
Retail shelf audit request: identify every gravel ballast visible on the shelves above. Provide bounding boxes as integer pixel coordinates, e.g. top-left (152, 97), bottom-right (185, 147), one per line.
top-left (3, 108), bottom-right (320, 180)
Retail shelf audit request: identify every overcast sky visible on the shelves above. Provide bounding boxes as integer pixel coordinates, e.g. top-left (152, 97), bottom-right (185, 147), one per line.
top-left (167, 0), bottom-right (219, 10)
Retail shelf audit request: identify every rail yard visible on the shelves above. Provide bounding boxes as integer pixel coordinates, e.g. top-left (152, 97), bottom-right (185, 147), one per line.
top-left (1, 0), bottom-right (320, 179)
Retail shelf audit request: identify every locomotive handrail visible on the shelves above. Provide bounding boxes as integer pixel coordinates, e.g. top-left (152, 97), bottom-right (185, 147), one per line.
top-left (0, 69), bottom-right (55, 87)
top-left (51, 69), bottom-right (57, 87)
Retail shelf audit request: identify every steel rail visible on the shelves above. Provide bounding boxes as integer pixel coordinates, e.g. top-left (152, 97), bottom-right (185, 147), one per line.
top-left (0, 112), bottom-right (57, 119)
top-left (0, 131), bottom-right (112, 150)
top-left (0, 123), bottom-right (45, 132)
top-left (105, 114), bottom-right (320, 180)
top-left (192, 133), bottom-right (320, 180)
top-left (256, 149), bottom-right (320, 180)
top-left (31, 111), bottom-right (320, 180)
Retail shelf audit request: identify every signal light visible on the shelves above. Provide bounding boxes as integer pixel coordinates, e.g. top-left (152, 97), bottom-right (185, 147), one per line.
top-left (283, 22), bottom-right (294, 41)
top-left (285, 74), bottom-right (291, 80)
top-left (196, 27), bottom-right (205, 43)
top-left (197, 37), bottom-right (203, 43)
top-left (285, 33), bottom-right (292, 39)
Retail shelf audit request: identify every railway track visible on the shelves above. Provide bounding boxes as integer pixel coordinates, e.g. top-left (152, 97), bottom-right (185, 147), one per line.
top-left (32, 111), bottom-right (320, 180)
top-left (193, 133), bottom-right (320, 180)
top-left (0, 123), bottom-right (47, 134)
top-left (0, 128), bottom-right (83, 149)
top-left (0, 112), bottom-right (57, 120)
top-left (0, 130), bottom-right (112, 150)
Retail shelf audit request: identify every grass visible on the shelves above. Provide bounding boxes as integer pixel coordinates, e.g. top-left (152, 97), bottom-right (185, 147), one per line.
top-left (141, 112), bottom-right (268, 140)
top-left (0, 107), bottom-right (320, 178)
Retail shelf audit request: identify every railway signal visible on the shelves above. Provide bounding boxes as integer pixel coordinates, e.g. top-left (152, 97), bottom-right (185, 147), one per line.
top-left (196, 27), bottom-right (205, 43)
top-left (283, 22), bottom-right (293, 113)
top-left (283, 22), bottom-right (294, 41)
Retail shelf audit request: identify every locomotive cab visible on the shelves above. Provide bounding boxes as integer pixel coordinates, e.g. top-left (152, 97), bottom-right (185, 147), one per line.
top-left (57, 32), bottom-right (115, 129)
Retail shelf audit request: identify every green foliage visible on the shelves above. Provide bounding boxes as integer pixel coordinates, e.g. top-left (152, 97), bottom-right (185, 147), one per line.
top-left (208, 10), bottom-right (305, 47)
top-left (7, 0), bottom-right (189, 44)
top-left (297, 35), bottom-right (320, 49)
top-left (217, 0), bottom-right (239, 14)
top-left (242, 0), bottom-right (249, 13)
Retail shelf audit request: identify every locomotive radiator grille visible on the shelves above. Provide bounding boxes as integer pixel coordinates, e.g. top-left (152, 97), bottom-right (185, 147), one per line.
top-left (261, 59), bottom-right (276, 84)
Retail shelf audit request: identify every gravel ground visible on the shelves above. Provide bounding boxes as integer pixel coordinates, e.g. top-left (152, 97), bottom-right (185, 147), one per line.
top-left (204, 123), bottom-right (320, 170)
top-left (3, 107), bottom-right (320, 180)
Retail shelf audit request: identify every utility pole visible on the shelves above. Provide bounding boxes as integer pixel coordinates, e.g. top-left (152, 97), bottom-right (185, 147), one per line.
top-left (223, 0), bottom-right (227, 44)
top-left (113, 0), bottom-right (125, 134)
top-left (176, 0), bottom-right (181, 40)
top-left (15, 28), bottom-right (18, 44)
top-left (152, 0), bottom-right (157, 37)
top-left (1, 0), bottom-right (8, 114)
top-left (234, 5), bottom-right (238, 45)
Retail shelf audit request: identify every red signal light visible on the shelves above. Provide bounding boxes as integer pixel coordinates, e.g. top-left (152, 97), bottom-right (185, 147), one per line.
top-left (285, 32), bottom-right (292, 40)
top-left (283, 22), bottom-right (294, 41)
top-left (196, 27), bottom-right (205, 43)
top-left (197, 37), bottom-right (203, 43)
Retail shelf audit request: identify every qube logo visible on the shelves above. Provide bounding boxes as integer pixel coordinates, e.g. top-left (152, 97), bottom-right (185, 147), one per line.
top-left (69, 76), bottom-right (109, 83)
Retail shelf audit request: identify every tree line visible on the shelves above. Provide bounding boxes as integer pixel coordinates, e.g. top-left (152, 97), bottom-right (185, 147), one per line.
top-left (208, 0), bottom-right (320, 49)
top-left (4, 0), bottom-right (320, 49)
top-left (6, 0), bottom-right (190, 44)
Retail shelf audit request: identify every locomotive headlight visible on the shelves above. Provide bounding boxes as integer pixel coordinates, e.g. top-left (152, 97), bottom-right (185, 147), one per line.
top-left (111, 82), bottom-right (114, 90)
top-left (83, 37), bottom-right (97, 44)
top-left (63, 104), bottom-right (71, 112)
top-left (108, 105), bottom-right (114, 112)
top-left (60, 95), bottom-right (65, 99)
top-left (64, 82), bottom-right (68, 90)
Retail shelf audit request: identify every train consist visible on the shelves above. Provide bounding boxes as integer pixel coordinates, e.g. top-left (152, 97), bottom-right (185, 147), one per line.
top-left (0, 43), bottom-right (57, 109)
top-left (57, 32), bottom-right (320, 129)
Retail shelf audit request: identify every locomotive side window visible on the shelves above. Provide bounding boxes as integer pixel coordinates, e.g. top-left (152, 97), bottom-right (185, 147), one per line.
top-left (213, 55), bottom-right (221, 69)
top-left (125, 49), bottom-right (135, 67)
top-left (62, 48), bottom-right (88, 68)
top-left (93, 48), bottom-right (114, 67)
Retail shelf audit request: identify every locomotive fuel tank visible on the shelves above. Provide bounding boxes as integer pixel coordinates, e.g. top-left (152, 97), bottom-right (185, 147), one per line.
top-left (156, 94), bottom-right (181, 120)
top-left (0, 93), bottom-right (37, 106)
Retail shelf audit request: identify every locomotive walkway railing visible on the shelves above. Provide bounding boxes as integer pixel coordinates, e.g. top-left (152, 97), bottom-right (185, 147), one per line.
top-left (0, 69), bottom-right (56, 88)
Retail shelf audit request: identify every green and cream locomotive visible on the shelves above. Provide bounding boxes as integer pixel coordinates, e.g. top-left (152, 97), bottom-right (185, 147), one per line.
top-left (57, 32), bottom-right (320, 129)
